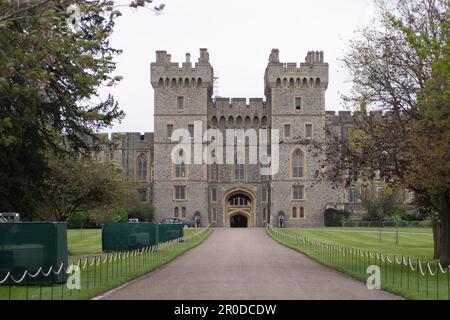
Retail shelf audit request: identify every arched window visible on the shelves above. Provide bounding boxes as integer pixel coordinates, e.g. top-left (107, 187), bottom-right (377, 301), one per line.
top-left (309, 78), bottom-right (314, 87)
top-left (276, 78), bottom-right (281, 87)
top-left (289, 78), bottom-right (295, 88)
top-left (184, 78), bottom-right (190, 87)
top-left (197, 78), bottom-right (202, 87)
top-left (178, 78), bottom-right (183, 87)
top-left (292, 149), bottom-right (304, 178)
top-left (219, 116), bottom-right (226, 127)
top-left (302, 78), bottom-right (308, 87)
top-left (171, 78), bottom-right (177, 87)
top-left (174, 207), bottom-right (179, 218)
top-left (211, 116), bottom-right (218, 127)
top-left (253, 116), bottom-right (260, 127)
top-left (137, 154), bottom-right (147, 181)
top-left (228, 194), bottom-right (251, 206)
top-left (165, 78), bottom-right (170, 87)
top-left (158, 78), bottom-right (164, 87)
top-left (296, 78), bottom-right (301, 87)
top-left (244, 116), bottom-right (251, 127)
top-left (236, 116), bottom-right (243, 127)
top-left (182, 207), bottom-right (186, 218)
top-left (228, 116), bottom-right (234, 127)
top-left (191, 78), bottom-right (196, 87)
top-left (300, 207), bottom-right (305, 218)
top-left (261, 116), bottom-right (268, 128)
top-left (283, 78), bottom-right (288, 87)
top-left (292, 207), bottom-right (297, 218)
top-left (316, 78), bottom-right (321, 87)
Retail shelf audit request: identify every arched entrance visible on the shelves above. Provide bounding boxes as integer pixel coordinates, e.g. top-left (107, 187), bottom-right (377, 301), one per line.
top-left (230, 213), bottom-right (248, 228)
top-left (223, 188), bottom-right (256, 228)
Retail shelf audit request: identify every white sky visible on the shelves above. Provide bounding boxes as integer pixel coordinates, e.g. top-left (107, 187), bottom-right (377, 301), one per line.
top-left (101, 0), bottom-right (377, 133)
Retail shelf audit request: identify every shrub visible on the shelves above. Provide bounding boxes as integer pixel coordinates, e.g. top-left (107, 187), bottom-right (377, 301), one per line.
top-left (324, 208), bottom-right (350, 227)
top-left (67, 211), bottom-right (99, 229)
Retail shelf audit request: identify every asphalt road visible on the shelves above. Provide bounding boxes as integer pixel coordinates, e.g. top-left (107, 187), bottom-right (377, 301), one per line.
top-left (98, 228), bottom-right (401, 300)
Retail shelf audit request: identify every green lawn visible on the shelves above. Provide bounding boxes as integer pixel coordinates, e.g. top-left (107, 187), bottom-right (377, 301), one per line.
top-left (268, 228), bottom-right (449, 300)
top-left (68, 228), bottom-right (199, 256)
top-left (281, 228), bottom-right (434, 260)
top-left (1, 228), bottom-right (212, 300)
top-left (325, 227), bottom-right (432, 234)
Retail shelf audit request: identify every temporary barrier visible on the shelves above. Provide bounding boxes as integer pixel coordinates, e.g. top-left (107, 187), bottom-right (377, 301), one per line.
top-left (0, 222), bottom-right (68, 284)
top-left (102, 223), bottom-right (184, 252)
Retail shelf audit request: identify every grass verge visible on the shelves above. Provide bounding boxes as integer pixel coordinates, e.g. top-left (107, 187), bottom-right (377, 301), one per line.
top-left (0, 228), bottom-right (212, 300)
top-left (267, 228), bottom-right (450, 300)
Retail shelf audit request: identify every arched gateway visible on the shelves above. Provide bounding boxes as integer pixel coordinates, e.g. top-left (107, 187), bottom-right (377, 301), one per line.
top-left (223, 188), bottom-right (256, 228)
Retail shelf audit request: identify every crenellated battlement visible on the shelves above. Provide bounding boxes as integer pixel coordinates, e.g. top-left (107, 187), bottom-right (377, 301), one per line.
top-left (150, 48), bottom-right (214, 89)
top-left (265, 49), bottom-right (329, 91)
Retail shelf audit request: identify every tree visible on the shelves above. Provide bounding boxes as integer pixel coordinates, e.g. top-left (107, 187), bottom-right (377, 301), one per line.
top-left (315, 0), bottom-right (449, 264)
top-left (37, 153), bottom-right (136, 222)
top-left (360, 183), bottom-right (406, 221)
top-left (0, 0), bottom-right (163, 218)
top-left (125, 190), bottom-right (155, 222)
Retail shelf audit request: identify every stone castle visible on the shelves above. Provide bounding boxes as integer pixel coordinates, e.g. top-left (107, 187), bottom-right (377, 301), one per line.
top-left (98, 48), bottom-right (363, 228)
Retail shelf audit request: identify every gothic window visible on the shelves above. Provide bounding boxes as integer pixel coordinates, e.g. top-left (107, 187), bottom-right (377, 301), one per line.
top-left (158, 78), bottom-right (164, 87)
top-left (167, 124), bottom-right (173, 140)
top-left (263, 208), bottom-right (267, 222)
top-left (177, 96), bottom-right (184, 112)
top-left (253, 116), bottom-right (260, 127)
top-left (276, 78), bottom-right (281, 87)
top-left (284, 124), bottom-right (291, 139)
top-left (292, 185), bottom-right (305, 200)
top-left (300, 207), bottom-right (305, 218)
top-left (211, 208), bottom-right (217, 222)
top-left (137, 154), bottom-right (148, 181)
top-left (211, 188), bottom-right (217, 202)
top-left (182, 207), bottom-right (187, 218)
top-left (210, 161), bottom-right (218, 181)
top-left (175, 150), bottom-right (186, 178)
top-left (262, 188), bottom-right (268, 202)
top-left (174, 186), bottom-right (186, 201)
top-left (228, 194), bottom-right (251, 207)
top-left (316, 78), bottom-right (321, 87)
top-left (305, 124), bottom-right (313, 139)
top-left (174, 207), bottom-right (179, 218)
top-left (292, 149), bottom-right (304, 178)
top-left (295, 97), bottom-right (302, 112)
top-left (292, 207), bottom-right (297, 218)
top-left (235, 158), bottom-right (245, 180)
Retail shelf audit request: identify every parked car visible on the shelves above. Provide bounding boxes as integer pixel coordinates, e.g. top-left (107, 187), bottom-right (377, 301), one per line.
top-left (128, 218), bottom-right (140, 223)
top-left (160, 217), bottom-right (191, 227)
top-left (0, 212), bottom-right (20, 223)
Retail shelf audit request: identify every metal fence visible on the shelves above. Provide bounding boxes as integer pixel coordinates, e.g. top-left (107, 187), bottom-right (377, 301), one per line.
top-left (267, 226), bottom-right (449, 300)
top-left (341, 220), bottom-right (429, 228)
top-left (0, 227), bottom-right (210, 300)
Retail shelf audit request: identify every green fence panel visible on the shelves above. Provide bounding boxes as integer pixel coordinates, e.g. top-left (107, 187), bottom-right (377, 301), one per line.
top-left (102, 223), bottom-right (184, 252)
top-left (0, 222), bottom-right (68, 284)
top-left (102, 223), bottom-right (157, 252)
top-left (157, 224), bottom-right (184, 243)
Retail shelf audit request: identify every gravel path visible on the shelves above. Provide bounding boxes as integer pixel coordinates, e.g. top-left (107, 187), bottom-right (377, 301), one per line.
top-left (98, 229), bottom-right (401, 300)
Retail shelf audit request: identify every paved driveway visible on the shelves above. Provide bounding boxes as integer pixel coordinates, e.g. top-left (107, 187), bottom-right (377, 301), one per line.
top-left (98, 228), bottom-right (401, 300)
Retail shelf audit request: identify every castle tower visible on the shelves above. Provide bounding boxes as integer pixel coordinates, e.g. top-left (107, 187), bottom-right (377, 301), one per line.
top-left (150, 49), bottom-right (213, 226)
top-left (265, 49), bottom-right (338, 227)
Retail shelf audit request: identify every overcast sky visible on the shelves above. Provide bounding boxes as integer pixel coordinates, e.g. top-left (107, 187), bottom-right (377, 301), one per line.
top-left (101, 0), bottom-right (377, 133)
